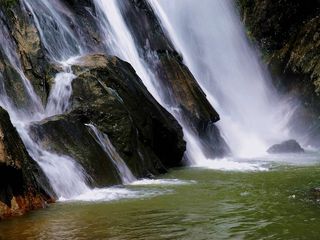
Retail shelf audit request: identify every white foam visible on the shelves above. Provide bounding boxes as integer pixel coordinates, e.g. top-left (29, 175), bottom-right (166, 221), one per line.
top-left (59, 187), bottom-right (167, 202)
top-left (130, 179), bottom-right (196, 186)
top-left (194, 157), bottom-right (269, 172)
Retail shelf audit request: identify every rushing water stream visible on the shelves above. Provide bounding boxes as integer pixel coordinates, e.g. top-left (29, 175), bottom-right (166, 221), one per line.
top-left (1, 0), bottom-right (319, 238)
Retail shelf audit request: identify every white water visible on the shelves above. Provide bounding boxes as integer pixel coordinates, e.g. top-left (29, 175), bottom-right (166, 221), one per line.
top-left (45, 58), bottom-right (79, 117)
top-left (23, 0), bottom-right (83, 61)
top-left (94, 0), bottom-right (162, 103)
top-left (87, 124), bottom-right (137, 184)
top-left (0, 5), bottom-right (92, 199)
top-left (148, 0), bottom-right (294, 158)
top-left (94, 0), bottom-right (233, 168)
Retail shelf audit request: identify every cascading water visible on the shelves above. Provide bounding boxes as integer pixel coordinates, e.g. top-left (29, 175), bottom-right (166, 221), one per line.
top-left (94, 0), bottom-right (234, 168)
top-left (94, 0), bottom-right (162, 103)
top-left (148, 0), bottom-right (295, 158)
top-left (45, 59), bottom-right (78, 117)
top-left (1, 0), bottom-right (144, 199)
top-left (0, 3), bottom-right (93, 199)
top-left (0, 11), bottom-right (43, 116)
top-left (23, 0), bottom-right (83, 61)
top-left (1, 0), bottom-right (290, 201)
top-left (87, 124), bottom-right (137, 185)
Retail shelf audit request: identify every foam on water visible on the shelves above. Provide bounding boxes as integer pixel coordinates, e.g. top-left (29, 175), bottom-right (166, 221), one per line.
top-left (59, 187), bottom-right (169, 202)
top-left (130, 179), bottom-right (196, 186)
top-left (193, 158), bottom-right (269, 172)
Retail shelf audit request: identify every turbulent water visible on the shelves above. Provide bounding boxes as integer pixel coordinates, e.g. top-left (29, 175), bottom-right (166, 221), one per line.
top-left (148, 0), bottom-right (295, 158)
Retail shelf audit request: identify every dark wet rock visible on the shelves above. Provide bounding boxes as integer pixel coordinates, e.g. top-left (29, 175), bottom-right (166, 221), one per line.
top-left (71, 54), bottom-right (186, 172)
top-left (0, 107), bottom-right (54, 220)
top-left (29, 115), bottom-right (122, 187)
top-left (0, 0), bottom-right (56, 106)
top-left (267, 139), bottom-right (305, 154)
top-left (30, 54), bottom-right (186, 186)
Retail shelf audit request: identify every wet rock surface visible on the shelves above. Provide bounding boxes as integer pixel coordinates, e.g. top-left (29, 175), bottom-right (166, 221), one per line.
top-left (118, 0), bottom-right (229, 157)
top-left (30, 54), bottom-right (186, 186)
top-left (238, 0), bottom-right (320, 146)
top-left (0, 107), bottom-right (54, 220)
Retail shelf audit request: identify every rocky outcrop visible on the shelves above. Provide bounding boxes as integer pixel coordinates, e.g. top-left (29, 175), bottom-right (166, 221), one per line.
top-left (71, 54), bottom-right (186, 173)
top-left (0, 107), bottom-right (54, 220)
top-left (30, 54), bottom-right (186, 186)
top-left (0, 0), bottom-right (56, 105)
top-left (29, 115), bottom-right (122, 187)
top-left (238, 0), bottom-right (320, 145)
top-left (267, 139), bottom-right (305, 154)
top-left (116, 0), bottom-right (229, 157)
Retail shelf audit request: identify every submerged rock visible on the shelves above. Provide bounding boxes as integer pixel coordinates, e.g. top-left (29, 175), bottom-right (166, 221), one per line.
top-left (0, 107), bottom-right (54, 220)
top-left (267, 139), bottom-right (305, 154)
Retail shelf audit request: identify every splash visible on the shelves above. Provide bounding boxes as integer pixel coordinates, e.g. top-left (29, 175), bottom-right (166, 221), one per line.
top-left (148, 0), bottom-right (295, 158)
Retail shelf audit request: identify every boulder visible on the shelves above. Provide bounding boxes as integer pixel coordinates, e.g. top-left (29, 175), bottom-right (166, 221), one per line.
top-left (267, 139), bottom-right (305, 154)
top-left (30, 54), bottom-right (186, 186)
top-left (0, 107), bottom-right (54, 220)
top-left (71, 54), bottom-right (186, 174)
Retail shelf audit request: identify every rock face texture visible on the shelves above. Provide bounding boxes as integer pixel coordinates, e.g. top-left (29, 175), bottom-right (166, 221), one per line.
top-left (267, 139), bottom-right (305, 154)
top-left (238, 0), bottom-right (320, 144)
top-left (0, 0), bottom-right (56, 106)
top-left (30, 54), bottom-right (186, 186)
top-left (0, 107), bottom-right (53, 220)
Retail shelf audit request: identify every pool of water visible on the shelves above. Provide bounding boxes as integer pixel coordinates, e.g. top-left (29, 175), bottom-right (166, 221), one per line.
top-left (1, 155), bottom-right (320, 240)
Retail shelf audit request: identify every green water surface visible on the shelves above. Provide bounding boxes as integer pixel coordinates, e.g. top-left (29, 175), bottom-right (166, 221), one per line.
top-left (1, 162), bottom-right (320, 240)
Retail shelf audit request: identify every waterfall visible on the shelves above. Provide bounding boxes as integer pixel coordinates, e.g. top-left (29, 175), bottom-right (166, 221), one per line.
top-left (1, 0), bottom-right (290, 203)
top-left (94, 0), bottom-right (162, 104)
top-left (87, 124), bottom-right (136, 185)
top-left (0, 3), bottom-right (93, 198)
top-left (0, 11), bottom-right (43, 117)
top-left (23, 0), bottom-right (83, 61)
top-left (148, 0), bottom-right (294, 158)
top-left (94, 0), bottom-right (228, 167)
top-left (45, 58), bottom-right (78, 117)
